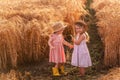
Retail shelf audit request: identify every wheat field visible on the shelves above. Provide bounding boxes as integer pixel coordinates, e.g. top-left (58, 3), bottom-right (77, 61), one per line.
top-left (91, 0), bottom-right (120, 66)
top-left (0, 0), bottom-right (87, 70)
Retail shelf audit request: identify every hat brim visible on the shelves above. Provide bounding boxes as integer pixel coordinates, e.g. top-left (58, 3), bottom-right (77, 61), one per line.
top-left (53, 25), bottom-right (67, 32)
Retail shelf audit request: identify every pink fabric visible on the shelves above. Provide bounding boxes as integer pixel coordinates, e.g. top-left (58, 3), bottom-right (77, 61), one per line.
top-left (49, 34), bottom-right (66, 63)
top-left (71, 33), bottom-right (92, 67)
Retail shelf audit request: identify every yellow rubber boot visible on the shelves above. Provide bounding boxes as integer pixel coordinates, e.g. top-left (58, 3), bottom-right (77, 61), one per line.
top-left (52, 67), bottom-right (60, 76)
top-left (60, 66), bottom-right (67, 75)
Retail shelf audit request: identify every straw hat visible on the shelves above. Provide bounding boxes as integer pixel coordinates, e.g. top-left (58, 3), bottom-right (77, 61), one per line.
top-left (52, 21), bottom-right (67, 32)
top-left (74, 20), bottom-right (88, 31)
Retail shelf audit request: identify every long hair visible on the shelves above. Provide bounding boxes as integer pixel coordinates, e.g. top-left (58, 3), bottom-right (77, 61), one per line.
top-left (85, 32), bottom-right (90, 42)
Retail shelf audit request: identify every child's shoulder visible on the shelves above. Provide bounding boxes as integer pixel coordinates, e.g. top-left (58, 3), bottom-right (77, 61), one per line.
top-left (82, 33), bottom-right (86, 37)
top-left (80, 33), bottom-right (85, 38)
top-left (79, 33), bottom-right (86, 40)
top-left (50, 34), bottom-right (54, 37)
top-left (49, 34), bottom-right (56, 39)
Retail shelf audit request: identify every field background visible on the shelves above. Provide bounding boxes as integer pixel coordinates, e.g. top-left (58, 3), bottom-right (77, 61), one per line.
top-left (0, 0), bottom-right (120, 80)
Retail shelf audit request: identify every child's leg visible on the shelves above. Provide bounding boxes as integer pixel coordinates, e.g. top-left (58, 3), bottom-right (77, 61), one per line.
top-left (55, 63), bottom-right (59, 68)
top-left (79, 67), bottom-right (85, 76)
top-left (59, 63), bottom-right (64, 67)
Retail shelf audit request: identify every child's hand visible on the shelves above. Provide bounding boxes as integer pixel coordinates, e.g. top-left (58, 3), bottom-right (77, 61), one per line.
top-left (50, 45), bottom-right (55, 49)
top-left (69, 45), bottom-right (73, 49)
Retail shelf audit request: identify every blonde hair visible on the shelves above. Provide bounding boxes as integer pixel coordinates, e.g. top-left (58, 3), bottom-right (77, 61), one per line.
top-left (85, 32), bottom-right (90, 42)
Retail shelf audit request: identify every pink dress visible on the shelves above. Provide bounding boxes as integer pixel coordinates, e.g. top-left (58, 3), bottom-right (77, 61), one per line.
top-left (49, 34), bottom-right (66, 63)
top-left (71, 33), bottom-right (92, 67)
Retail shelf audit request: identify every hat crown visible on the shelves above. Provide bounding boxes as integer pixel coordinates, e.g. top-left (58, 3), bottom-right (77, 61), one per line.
top-left (75, 20), bottom-right (88, 31)
top-left (52, 21), bottom-right (66, 32)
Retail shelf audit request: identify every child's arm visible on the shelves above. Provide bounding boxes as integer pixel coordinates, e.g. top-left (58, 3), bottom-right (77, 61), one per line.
top-left (73, 35), bottom-right (85, 45)
top-left (48, 36), bottom-right (54, 49)
top-left (63, 40), bottom-right (73, 49)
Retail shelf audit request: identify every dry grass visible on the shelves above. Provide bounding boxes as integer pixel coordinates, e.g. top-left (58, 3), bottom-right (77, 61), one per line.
top-left (98, 68), bottom-right (120, 80)
top-left (91, 0), bottom-right (120, 66)
top-left (0, 69), bottom-right (31, 80)
top-left (0, 0), bottom-right (86, 70)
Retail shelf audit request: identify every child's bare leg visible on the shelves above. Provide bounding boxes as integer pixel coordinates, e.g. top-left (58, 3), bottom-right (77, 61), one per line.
top-left (79, 67), bottom-right (85, 76)
top-left (55, 63), bottom-right (60, 68)
top-left (59, 63), bottom-right (64, 66)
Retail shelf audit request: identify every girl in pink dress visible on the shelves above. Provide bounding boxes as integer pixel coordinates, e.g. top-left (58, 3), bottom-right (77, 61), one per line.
top-left (48, 21), bottom-right (73, 76)
top-left (71, 21), bottom-right (92, 76)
